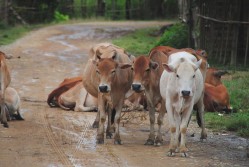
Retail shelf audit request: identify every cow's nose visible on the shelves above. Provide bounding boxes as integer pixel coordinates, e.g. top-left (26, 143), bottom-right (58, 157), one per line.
top-left (181, 90), bottom-right (190, 96)
top-left (99, 85), bottom-right (108, 93)
top-left (132, 84), bottom-right (141, 91)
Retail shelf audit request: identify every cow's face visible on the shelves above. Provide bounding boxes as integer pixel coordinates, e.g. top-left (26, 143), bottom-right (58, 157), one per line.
top-left (92, 57), bottom-right (130, 93)
top-left (131, 56), bottom-right (158, 92)
top-left (164, 58), bottom-right (202, 98)
top-left (205, 68), bottom-right (228, 86)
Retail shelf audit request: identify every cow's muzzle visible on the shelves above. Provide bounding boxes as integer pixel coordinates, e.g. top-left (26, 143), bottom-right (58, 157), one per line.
top-left (181, 90), bottom-right (191, 97)
top-left (132, 84), bottom-right (141, 92)
top-left (99, 85), bottom-right (108, 93)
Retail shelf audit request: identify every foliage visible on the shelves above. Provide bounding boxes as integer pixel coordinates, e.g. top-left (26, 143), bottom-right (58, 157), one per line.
top-left (155, 23), bottom-right (188, 48)
top-left (112, 28), bottom-right (160, 55)
top-left (54, 11), bottom-right (69, 23)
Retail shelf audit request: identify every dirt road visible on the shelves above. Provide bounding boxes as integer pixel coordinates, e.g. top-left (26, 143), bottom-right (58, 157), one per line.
top-left (0, 21), bottom-right (248, 167)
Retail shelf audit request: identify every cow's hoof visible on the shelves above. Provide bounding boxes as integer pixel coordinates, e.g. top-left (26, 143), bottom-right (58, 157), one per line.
top-left (144, 139), bottom-right (154, 145)
top-left (106, 132), bottom-right (113, 139)
top-left (154, 138), bottom-right (163, 146)
top-left (181, 152), bottom-right (188, 158)
top-left (114, 139), bottom-right (122, 145)
top-left (92, 121), bottom-right (99, 128)
top-left (3, 123), bottom-right (9, 128)
top-left (167, 151), bottom-right (175, 157)
top-left (96, 139), bottom-right (104, 144)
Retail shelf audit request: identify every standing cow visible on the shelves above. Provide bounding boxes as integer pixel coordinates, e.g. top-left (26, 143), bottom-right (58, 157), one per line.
top-left (83, 43), bottom-right (133, 144)
top-left (160, 51), bottom-right (207, 157)
top-left (0, 51), bottom-right (11, 127)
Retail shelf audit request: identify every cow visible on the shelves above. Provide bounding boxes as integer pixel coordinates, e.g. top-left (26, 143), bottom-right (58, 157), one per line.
top-left (89, 57), bottom-right (132, 144)
top-left (204, 68), bottom-right (231, 113)
top-left (1, 87), bottom-right (24, 121)
top-left (0, 51), bottom-right (11, 127)
top-left (160, 51), bottom-right (207, 157)
top-left (129, 50), bottom-right (169, 146)
top-left (83, 43), bottom-right (133, 144)
top-left (47, 76), bottom-right (82, 108)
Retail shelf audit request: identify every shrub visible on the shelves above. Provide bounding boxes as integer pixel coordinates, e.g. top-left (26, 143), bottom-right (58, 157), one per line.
top-left (54, 10), bottom-right (69, 23)
top-left (156, 23), bottom-right (188, 48)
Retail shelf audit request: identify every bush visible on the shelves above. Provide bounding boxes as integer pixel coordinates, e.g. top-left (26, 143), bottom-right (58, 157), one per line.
top-left (54, 11), bottom-right (69, 23)
top-left (156, 23), bottom-right (188, 48)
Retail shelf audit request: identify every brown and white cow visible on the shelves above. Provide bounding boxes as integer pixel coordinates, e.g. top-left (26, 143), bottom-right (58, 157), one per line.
top-left (83, 43), bottom-right (133, 144)
top-left (0, 51), bottom-right (11, 127)
top-left (129, 50), bottom-right (169, 146)
top-left (160, 51), bottom-right (207, 157)
top-left (204, 68), bottom-right (231, 113)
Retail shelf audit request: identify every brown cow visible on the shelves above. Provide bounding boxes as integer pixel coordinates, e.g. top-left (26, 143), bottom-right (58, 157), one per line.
top-left (90, 57), bottom-right (132, 144)
top-left (0, 51), bottom-right (11, 127)
top-left (130, 51), bottom-right (168, 146)
top-left (204, 68), bottom-right (231, 113)
top-left (83, 43), bottom-right (133, 144)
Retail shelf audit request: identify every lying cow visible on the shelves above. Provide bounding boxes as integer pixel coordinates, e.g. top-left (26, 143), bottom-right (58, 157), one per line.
top-left (160, 51), bottom-right (207, 157)
top-left (0, 51), bottom-right (11, 127)
top-left (204, 68), bottom-right (231, 113)
top-left (1, 87), bottom-right (24, 121)
top-left (83, 43), bottom-right (133, 144)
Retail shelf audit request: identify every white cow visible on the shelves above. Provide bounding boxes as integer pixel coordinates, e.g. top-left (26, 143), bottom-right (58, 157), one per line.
top-left (160, 51), bottom-right (207, 157)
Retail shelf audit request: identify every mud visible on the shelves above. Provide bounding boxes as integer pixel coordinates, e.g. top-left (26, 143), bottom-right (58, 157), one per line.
top-left (0, 21), bottom-right (248, 167)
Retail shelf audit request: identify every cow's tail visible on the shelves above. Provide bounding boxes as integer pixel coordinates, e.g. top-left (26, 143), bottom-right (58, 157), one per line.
top-left (47, 90), bottom-right (59, 107)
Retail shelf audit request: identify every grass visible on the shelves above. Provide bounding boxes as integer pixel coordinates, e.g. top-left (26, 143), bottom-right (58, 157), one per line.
top-left (112, 28), bottom-right (160, 55)
top-left (0, 25), bottom-right (32, 46)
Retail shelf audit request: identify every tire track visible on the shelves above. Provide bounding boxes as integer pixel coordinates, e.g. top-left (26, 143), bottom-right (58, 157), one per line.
top-left (42, 108), bottom-right (72, 167)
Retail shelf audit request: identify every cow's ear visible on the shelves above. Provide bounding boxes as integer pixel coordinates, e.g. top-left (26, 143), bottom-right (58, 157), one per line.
top-left (214, 70), bottom-right (228, 77)
top-left (96, 54), bottom-right (101, 60)
top-left (194, 59), bottom-right (202, 70)
top-left (119, 63), bottom-right (132, 69)
top-left (150, 61), bottom-right (159, 70)
top-left (162, 63), bottom-right (174, 72)
top-left (91, 59), bottom-right (98, 66)
top-left (96, 49), bottom-right (101, 58)
top-left (112, 51), bottom-right (118, 60)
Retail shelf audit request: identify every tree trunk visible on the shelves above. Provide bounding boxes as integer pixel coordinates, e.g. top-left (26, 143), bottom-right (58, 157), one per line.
top-left (3, 0), bottom-right (8, 25)
top-left (125, 0), bottom-right (131, 20)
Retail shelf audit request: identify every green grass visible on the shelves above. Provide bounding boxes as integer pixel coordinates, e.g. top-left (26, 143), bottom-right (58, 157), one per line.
top-left (112, 28), bottom-right (160, 55)
top-left (0, 25), bottom-right (32, 46)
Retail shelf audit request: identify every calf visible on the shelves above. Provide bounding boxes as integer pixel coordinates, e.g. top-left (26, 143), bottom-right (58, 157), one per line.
top-left (160, 51), bottom-right (207, 157)
top-left (130, 50), bottom-right (168, 146)
top-left (90, 57), bottom-right (132, 144)
top-left (0, 51), bottom-right (11, 127)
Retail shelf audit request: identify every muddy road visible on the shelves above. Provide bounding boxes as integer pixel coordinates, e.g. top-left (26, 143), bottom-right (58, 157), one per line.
top-left (0, 21), bottom-right (248, 167)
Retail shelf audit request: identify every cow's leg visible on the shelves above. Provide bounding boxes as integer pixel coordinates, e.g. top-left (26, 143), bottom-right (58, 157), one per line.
top-left (167, 105), bottom-right (176, 156)
top-left (106, 107), bottom-right (114, 139)
top-left (96, 97), bottom-right (106, 144)
top-left (155, 102), bottom-right (166, 146)
top-left (179, 108), bottom-right (192, 157)
top-left (113, 100), bottom-right (124, 145)
top-left (92, 108), bottom-right (100, 128)
top-left (196, 94), bottom-right (207, 141)
top-left (145, 102), bottom-right (156, 145)
top-left (1, 103), bottom-right (8, 128)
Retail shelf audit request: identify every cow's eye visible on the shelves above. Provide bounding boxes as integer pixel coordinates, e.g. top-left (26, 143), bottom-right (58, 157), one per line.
top-left (176, 74), bottom-right (179, 78)
top-left (96, 70), bottom-right (100, 75)
top-left (193, 75), bottom-right (195, 78)
top-left (131, 67), bottom-right (134, 71)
